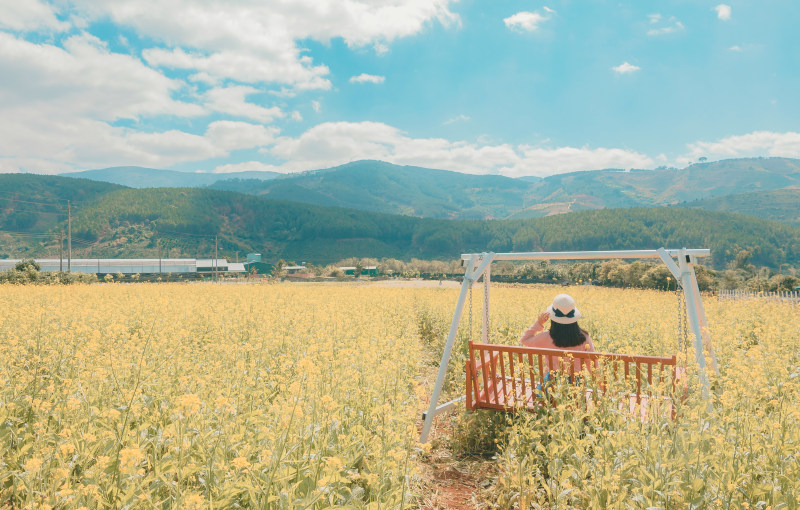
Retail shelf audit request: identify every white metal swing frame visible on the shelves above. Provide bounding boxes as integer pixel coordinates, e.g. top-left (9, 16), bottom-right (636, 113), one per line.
top-left (419, 247), bottom-right (719, 443)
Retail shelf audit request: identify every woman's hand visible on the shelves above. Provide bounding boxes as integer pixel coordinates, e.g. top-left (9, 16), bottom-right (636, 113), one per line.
top-left (537, 311), bottom-right (550, 327)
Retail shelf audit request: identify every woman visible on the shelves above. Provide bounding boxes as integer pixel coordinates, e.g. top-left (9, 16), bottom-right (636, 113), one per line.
top-left (520, 294), bottom-right (596, 377)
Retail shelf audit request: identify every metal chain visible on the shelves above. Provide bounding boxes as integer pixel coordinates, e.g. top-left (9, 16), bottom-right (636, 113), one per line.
top-left (468, 280), bottom-right (474, 341)
top-left (483, 272), bottom-right (489, 341)
top-left (676, 282), bottom-right (689, 361)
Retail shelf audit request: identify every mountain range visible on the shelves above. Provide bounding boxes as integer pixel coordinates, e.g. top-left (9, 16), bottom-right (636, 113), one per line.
top-left (60, 158), bottom-right (800, 223)
top-left (2, 157), bottom-right (799, 268)
top-left (1, 172), bottom-right (799, 269)
top-left (61, 166), bottom-right (279, 188)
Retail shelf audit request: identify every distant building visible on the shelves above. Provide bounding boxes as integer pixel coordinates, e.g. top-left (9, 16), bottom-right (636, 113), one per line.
top-left (196, 259), bottom-right (243, 275)
top-left (0, 258), bottom-right (245, 276)
top-left (338, 266), bottom-right (378, 276)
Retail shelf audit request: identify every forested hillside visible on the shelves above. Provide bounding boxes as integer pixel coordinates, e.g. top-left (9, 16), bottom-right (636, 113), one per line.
top-left (518, 157), bottom-right (800, 217)
top-left (679, 188), bottom-right (800, 226)
top-left (0, 174), bottom-right (122, 233)
top-left (62, 166), bottom-right (279, 188)
top-left (63, 158), bottom-right (800, 222)
top-left (209, 160), bottom-right (535, 219)
top-left (3, 178), bottom-right (798, 269)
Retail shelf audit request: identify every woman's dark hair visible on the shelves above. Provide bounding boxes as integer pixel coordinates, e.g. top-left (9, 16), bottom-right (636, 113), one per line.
top-left (549, 322), bottom-right (589, 348)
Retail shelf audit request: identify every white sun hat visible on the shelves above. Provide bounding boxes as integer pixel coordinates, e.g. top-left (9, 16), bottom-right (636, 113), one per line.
top-left (547, 294), bottom-right (581, 324)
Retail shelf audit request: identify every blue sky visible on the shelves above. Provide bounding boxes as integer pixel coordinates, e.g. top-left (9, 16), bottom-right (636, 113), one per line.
top-left (1, 0), bottom-right (798, 177)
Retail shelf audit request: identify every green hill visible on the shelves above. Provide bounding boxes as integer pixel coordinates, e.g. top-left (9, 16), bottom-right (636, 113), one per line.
top-left (0, 174), bottom-right (122, 232)
top-left (679, 188), bottom-right (800, 226)
top-left (62, 166), bottom-right (279, 188)
top-left (209, 160), bottom-right (534, 219)
top-left (56, 158), bottom-right (800, 225)
top-left (211, 158), bottom-right (800, 221)
top-left (2, 175), bottom-right (799, 269)
top-left (514, 157), bottom-right (800, 217)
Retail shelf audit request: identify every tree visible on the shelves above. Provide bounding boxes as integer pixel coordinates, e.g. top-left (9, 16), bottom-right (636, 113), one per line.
top-left (14, 259), bottom-right (40, 272)
top-left (640, 265), bottom-right (672, 290)
top-left (270, 259), bottom-right (287, 280)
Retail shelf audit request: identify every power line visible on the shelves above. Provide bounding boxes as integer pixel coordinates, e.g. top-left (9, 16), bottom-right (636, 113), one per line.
top-left (154, 229), bottom-right (217, 238)
top-left (69, 238), bottom-right (96, 246)
top-left (0, 196), bottom-right (68, 209)
top-left (0, 209), bottom-right (67, 217)
top-left (0, 230), bottom-right (60, 237)
top-left (0, 190), bottom-right (71, 202)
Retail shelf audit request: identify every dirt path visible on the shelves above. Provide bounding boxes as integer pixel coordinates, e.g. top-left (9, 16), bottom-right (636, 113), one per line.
top-left (417, 449), bottom-right (495, 509)
top-left (415, 414), bottom-right (497, 509)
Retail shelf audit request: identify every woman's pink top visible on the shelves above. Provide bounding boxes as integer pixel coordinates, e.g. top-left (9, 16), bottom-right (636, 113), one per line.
top-left (519, 322), bottom-right (596, 373)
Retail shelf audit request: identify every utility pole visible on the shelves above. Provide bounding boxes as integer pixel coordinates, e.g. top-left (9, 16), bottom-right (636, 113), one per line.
top-left (234, 250), bottom-right (239, 263)
top-left (158, 239), bottom-right (162, 275)
top-left (59, 231), bottom-right (64, 272)
top-left (67, 201), bottom-right (72, 272)
top-left (214, 235), bottom-right (219, 283)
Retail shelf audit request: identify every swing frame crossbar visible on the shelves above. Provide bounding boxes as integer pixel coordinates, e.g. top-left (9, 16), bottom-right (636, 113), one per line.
top-left (419, 247), bottom-right (718, 443)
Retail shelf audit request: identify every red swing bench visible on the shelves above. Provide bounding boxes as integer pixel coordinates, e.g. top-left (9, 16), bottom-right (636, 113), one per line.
top-left (466, 342), bottom-right (684, 420)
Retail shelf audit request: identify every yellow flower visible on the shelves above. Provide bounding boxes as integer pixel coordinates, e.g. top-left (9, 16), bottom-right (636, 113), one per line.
top-left (183, 493), bottom-right (205, 510)
top-left (23, 457), bottom-right (43, 473)
top-left (175, 393), bottom-right (203, 416)
top-left (231, 456), bottom-right (250, 470)
top-left (119, 447), bottom-right (145, 471)
top-left (325, 456), bottom-right (344, 471)
top-left (59, 442), bottom-right (75, 456)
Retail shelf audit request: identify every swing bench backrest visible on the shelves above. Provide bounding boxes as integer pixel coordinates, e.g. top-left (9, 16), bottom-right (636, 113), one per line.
top-left (466, 342), bottom-right (681, 419)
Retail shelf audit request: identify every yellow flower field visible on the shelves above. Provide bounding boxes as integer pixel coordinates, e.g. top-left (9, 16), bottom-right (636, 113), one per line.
top-left (0, 282), bottom-right (798, 509)
top-left (467, 286), bottom-right (800, 509)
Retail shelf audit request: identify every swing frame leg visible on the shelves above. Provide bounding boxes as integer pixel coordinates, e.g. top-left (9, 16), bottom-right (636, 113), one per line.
top-left (657, 248), bottom-right (716, 405)
top-left (420, 253), bottom-right (494, 443)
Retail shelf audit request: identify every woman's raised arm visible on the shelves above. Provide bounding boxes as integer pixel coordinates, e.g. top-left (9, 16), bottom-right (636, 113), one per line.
top-left (520, 311), bottom-right (550, 345)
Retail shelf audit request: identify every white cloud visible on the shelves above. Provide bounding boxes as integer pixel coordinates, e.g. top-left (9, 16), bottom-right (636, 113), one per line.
top-left (212, 161), bottom-right (280, 174)
top-left (0, 0), bottom-right (70, 32)
top-left (119, 130), bottom-right (224, 163)
top-left (311, 100), bottom-right (322, 113)
top-left (71, 0), bottom-right (459, 91)
top-left (290, 111), bottom-right (303, 122)
top-left (0, 30), bottom-right (221, 173)
top-left (648, 13), bottom-right (662, 24)
top-left (443, 114), bottom-right (470, 125)
top-left (612, 62), bottom-right (641, 74)
top-left (715, 4), bottom-right (732, 21)
top-left (143, 47), bottom-right (332, 91)
top-left (374, 42), bottom-right (390, 56)
top-left (516, 146), bottom-right (653, 176)
top-left (680, 131), bottom-right (800, 166)
top-left (0, 33), bottom-right (280, 174)
top-left (349, 73), bottom-right (386, 84)
top-left (266, 121), bottom-right (654, 177)
top-left (647, 17), bottom-right (685, 36)
top-left (0, 32), bottom-right (201, 121)
top-left (203, 85), bottom-right (284, 123)
top-left (0, 117), bottom-right (281, 173)
top-left (204, 121), bottom-right (278, 152)
top-left (504, 10), bottom-right (550, 32)
top-left (729, 45), bottom-right (742, 52)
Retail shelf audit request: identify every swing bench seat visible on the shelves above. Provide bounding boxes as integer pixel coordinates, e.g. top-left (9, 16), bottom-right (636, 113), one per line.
top-left (466, 342), bottom-right (685, 421)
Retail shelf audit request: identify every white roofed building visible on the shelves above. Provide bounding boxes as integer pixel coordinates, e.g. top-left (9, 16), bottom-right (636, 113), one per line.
top-left (0, 258), bottom-right (245, 275)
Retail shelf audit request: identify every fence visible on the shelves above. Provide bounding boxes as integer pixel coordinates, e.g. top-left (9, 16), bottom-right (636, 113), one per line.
top-left (718, 289), bottom-right (800, 305)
